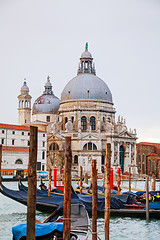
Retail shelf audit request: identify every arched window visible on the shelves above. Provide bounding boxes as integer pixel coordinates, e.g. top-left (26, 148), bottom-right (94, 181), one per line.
top-left (90, 116), bottom-right (96, 130)
top-left (142, 154), bottom-right (145, 173)
top-left (42, 151), bottom-right (45, 159)
top-left (101, 155), bottom-right (105, 165)
top-left (108, 117), bottom-right (111, 123)
top-left (83, 142), bottom-right (97, 150)
top-left (149, 160), bottom-right (151, 172)
top-left (65, 117), bottom-right (68, 124)
top-left (49, 143), bottom-right (59, 151)
top-left (15, 159), bottom-right (23, 164)
top-left (81, 116), bottom-right (87, 130)
top-left (74, 155), bottom-right (78, 164)
top-left (138, 154), bottom-right (141, 173)
top-left (119, 146), bottom-right (124, 173)
top-left (152, 160), bottom-right (155, 172)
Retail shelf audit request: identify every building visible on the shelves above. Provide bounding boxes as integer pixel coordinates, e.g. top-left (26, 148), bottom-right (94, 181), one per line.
top-left (29, 44), bottom-right (137, 175)
top-left (0, 123), bottom-right (47, 173)
top-left (137, 142), bottom-right (160, 178)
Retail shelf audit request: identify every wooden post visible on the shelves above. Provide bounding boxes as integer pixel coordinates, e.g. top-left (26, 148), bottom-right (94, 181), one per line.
top-left (48, 168), bottom-right (51, 196)
top-left (146, 175), bottom-right (149, 221)
top-left (129, 165), bottom-right (131, 192)
top-left (84, 172), bottom-right (88, 184)
top-left (151, 173), bottom-right (156, 191)
top-left (92, 159), bottom-right (97, 240)
top-left (63, 137), bottom-right (72, 240)
top-left (80, 166), bottom-right (83, 194)
top-left (27, 126), bottom-right (38, 240)
top-left (117, 168), bottom-right (121, 195)
top-left (0, 145), bottom-right (2, 184)
top-left (105, 143), bottom-right (111, 240)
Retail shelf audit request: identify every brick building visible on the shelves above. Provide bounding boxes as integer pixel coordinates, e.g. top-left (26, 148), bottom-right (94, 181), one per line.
top-left (136, 142), bottom-right (160, 178)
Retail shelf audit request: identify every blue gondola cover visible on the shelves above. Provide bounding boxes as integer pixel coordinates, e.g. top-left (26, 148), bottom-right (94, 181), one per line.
top-left (12, 222), bottom-right (63, 240)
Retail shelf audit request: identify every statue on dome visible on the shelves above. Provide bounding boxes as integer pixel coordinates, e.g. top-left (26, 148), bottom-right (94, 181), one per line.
top-left (47, 75), bottom-right (50, 82)
top-left (85, 42), bottom-right (88, 51)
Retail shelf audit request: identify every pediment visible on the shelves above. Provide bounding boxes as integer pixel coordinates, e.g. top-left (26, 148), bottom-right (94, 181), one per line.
top-left (117, 130), bottom-right (133, 139)
top-left (80, 133), bottom-right (100, 140)
top-left (47, 133), bottom-right (64, 141)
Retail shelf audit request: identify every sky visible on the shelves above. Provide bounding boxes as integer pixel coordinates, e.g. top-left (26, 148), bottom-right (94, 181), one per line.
top-left (0, 0), bottom-right (160, 143)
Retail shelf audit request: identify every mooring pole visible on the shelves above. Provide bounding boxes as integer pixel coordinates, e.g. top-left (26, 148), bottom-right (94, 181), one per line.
top-left (27, 126), bottom-right (38, 240)
top-left (0, 144), bottom-right (2, 184)
top-left (80, 166), bottom-right (83, 194)
top-left (53, 165), bottom-right (57, 187)
top-left (117, 167), bottom-right (121, 195)
top-left (110, 167), bottom-right (113, 190)
top-left (48, 168), bottom-right (51, 197)
top-left (63, 136), bottom-right (72, 240)
top-left (105, 143), bottom-right (111, 240)
top-left (146, 175), bottom-right (149, 221)
top-left (151, 173), bottom-right (156, 191)
top-left (92, 159), bottom-right (97, 240)
top-left (129, 165), bottom-right (131, 192)
top-left (84, 172), bottom-right (88, 184)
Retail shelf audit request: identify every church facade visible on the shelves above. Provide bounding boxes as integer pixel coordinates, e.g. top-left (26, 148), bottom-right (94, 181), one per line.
top-left (18, 44), bottom-right (138, 175)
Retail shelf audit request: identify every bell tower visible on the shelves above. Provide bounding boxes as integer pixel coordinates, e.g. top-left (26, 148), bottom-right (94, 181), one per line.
top-left (18, 80), bottom-right (32, 125)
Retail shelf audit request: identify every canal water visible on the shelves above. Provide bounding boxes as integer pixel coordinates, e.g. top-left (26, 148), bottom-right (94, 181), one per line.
top-left (0, 181), bottom-right (160, 240)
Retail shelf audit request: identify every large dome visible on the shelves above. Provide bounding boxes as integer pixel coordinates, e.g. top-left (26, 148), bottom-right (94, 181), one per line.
top-left (61, 44), bottom-right (113, 103)
top-left (61, 74), bottom-right (113, 102)
top-left (32, 77), bottom-right (60, 114)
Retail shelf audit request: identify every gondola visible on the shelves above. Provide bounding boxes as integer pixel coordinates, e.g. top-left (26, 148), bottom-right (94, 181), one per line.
top-left (17, 182), bottom-right (160, 219)
top-left (1, 182), bottom-right (160, 219)
top-left (12, 203), bottom-right (89, 240)
top-left (0, 182), bottom-right (81, 213)
top-left (18, 181), bottom-right (129, 215)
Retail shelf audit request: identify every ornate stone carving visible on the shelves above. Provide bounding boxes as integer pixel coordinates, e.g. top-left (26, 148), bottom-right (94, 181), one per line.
top-left (65, 121), bottom-right (73, 132)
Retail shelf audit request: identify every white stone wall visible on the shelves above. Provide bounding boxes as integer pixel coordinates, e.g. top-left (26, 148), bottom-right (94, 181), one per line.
top-left (0, 126), bottom-right (47, 171)
top-left (32, 113), bottom-right (58, 123)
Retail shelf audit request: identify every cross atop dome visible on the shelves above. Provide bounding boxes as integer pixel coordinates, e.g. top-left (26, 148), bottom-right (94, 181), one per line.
top-left (47, 75), bottom-right (50, 82)
top-left (78, 43), bottom-right (96, 75)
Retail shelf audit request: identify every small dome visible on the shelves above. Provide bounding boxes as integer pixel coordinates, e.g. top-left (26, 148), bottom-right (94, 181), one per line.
top-left (61, 73), bottom-right (113, 103)
top-left (81, 50), bottom-right (92, 59)
top-left (21, 81), bottom-right (29, 91)
top-left (32, 94), bottom-right (60, 114)
top-left (33, 76), bottom-right (60, 114)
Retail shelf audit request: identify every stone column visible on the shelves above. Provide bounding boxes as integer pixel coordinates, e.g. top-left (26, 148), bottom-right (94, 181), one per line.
top-left (78, 111), bottom-right (81, 133)
top-left (117, 142), bottom-right (120, 165)
top-left (129, 143), bottom-right (132, 164)
top-left (111, 141), bottom-right (114, 166)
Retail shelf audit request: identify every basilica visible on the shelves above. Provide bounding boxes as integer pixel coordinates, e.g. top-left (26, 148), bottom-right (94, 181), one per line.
top-left (18, 44), bottom-right (137, 175)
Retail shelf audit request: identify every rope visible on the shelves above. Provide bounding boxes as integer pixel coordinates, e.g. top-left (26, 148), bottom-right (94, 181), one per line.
top-left (89, 225), bottom-right (102, 240)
